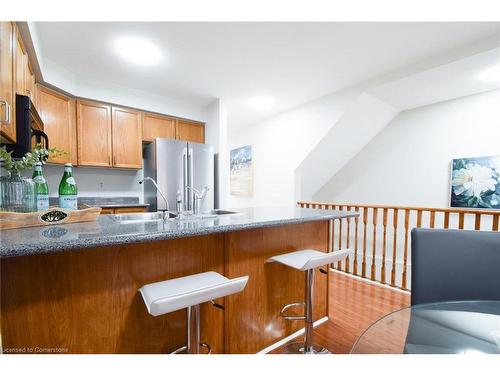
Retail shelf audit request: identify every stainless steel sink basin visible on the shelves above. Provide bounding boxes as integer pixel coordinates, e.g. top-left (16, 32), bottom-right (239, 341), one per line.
top-left (211, 209), bottom-right (238, 215)
top-left (111, 211), bottom-right (177, 223)
top-left (111, 210), bottom-right (238, 223)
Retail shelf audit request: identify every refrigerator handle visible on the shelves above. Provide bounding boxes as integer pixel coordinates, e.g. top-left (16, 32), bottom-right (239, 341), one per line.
top-left (183, 150), bottom-right (188, 212)
top-left (187, 145), bottom-right (194, 211)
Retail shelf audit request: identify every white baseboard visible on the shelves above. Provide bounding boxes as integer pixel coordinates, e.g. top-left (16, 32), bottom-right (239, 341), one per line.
top-left (330, 268), bottom-right (410, 294)
top-left (256, 316), bottom-right (329, 354)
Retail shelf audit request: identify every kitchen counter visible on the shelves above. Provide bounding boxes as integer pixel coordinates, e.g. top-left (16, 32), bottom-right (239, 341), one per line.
top-left (0, 207), bottom-right (356, 258)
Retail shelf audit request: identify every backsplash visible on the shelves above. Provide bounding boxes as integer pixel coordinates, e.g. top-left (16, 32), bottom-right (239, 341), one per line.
top-left (42, 165), bottom-right (144, 201)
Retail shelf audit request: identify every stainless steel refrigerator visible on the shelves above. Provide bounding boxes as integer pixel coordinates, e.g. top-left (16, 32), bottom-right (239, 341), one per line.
top-left (143, 138), bottom-right (214, 213)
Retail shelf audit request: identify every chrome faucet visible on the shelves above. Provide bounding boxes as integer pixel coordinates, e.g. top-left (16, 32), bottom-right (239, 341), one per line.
top-left (139, 177), bottom-right (170, 220)
top-left (186, 186), bottom-right (210, 215)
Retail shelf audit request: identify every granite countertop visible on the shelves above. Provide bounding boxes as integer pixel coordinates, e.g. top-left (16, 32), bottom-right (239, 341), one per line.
top-left (0, 207), bottom-right (358, 258)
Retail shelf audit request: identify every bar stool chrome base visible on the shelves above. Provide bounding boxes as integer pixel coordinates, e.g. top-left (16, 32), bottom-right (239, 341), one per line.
top-left (267, 249), bottom-right (350, 355)
top-left (281, 342), bottom-right (330, 354)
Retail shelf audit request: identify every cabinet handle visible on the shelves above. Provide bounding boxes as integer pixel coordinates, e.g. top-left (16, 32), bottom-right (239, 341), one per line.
top-left (0, 100), bottom-right (11, 125)
top-left (108, 155), bottom-right (112, 166)
top-left (113, 155), bottom-right (116, 166)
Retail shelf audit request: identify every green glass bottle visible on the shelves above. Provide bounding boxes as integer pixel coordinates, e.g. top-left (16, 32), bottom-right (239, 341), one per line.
top-left (58, 163), bottom-right (78, 210)
top-left (32, 162), bottom-right (49, 211)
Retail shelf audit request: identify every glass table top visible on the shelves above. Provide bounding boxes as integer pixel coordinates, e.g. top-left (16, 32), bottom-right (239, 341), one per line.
top-left (351, 300), bottom-right (500, 354)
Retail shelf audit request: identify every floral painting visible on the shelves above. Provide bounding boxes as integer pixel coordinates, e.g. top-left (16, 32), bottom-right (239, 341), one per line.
top-left (450, 155), bottom-right (500, 209)
top-left (230, 145), bottom-right (253, 197)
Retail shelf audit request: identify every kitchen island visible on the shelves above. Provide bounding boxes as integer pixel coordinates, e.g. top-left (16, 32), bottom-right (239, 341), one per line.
top-left (0, 207), bottom-right (357, 354)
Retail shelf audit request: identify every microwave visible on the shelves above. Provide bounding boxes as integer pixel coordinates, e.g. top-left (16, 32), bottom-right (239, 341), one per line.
top-left (5, 94), bottom-right (48, 158)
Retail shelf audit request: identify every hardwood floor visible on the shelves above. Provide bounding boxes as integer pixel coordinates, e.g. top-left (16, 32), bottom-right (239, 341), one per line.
top-left (272, 270), bottom-right (410, 354)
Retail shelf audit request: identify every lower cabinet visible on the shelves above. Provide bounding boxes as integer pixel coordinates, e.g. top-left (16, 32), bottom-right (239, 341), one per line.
top-left (100, 207), bottom-right (148, 215)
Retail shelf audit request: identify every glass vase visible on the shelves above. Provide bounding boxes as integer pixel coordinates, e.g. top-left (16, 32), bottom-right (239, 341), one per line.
top-left (0, 171), bottom-right (37, 213)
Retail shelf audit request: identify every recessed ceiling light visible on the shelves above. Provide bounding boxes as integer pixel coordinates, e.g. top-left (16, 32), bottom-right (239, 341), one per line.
top-left (114, 36), bottom-right (162, 66)
top-left (248, 96), bottom-right (275, 111)
top-left (478, 64), bottom-right (500, 83)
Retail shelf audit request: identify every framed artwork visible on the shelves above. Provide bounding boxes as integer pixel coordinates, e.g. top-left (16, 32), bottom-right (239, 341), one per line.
top-left (230, 145), bottom-right (253, 197)
top-left (450, 155), bottom-right (500, 209)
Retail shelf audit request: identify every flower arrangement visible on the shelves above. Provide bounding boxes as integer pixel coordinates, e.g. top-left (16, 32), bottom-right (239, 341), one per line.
top-left (0, 144), bottom-right (67, 174)
top-left (451, 156), bottom-right (500, 209)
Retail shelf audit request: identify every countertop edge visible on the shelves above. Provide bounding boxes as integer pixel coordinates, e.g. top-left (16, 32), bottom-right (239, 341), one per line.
top-left (1, 211), bottom-right (358, 258)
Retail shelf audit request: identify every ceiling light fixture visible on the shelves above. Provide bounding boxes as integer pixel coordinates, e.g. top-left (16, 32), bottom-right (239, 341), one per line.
top-left (248, 96), bottom-right (275, 111)
top-left (478, 64), bottom-right (500, 83)
top-left (114, 36), bottom-right (162, 66)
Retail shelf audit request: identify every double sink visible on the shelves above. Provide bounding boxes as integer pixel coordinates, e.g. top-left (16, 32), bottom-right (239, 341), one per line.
top-left (111, 209), bottom-right (239, 224)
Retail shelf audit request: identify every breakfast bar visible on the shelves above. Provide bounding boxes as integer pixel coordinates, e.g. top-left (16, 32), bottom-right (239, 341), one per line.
top-left (0, 207), bottom-right (357, 354)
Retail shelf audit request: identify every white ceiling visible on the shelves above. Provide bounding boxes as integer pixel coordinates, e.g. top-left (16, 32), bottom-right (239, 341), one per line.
top-left (33, 22), bottom-right (500, 126)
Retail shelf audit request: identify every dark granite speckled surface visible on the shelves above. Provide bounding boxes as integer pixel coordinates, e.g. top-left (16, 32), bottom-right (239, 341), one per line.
top-left (0, 207), bottom-right (358, 258)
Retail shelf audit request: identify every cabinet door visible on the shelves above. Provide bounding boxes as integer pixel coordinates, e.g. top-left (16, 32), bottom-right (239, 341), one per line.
top-left (14, 27), bottom-right (26, 96)
top-left (142, 112), bottom-right (176, 142)
top-left (25, 63), bottom-right (36, 105)
top-left (77, 100), bottom-right (112, 167)
top-left (38, 86), bottom-right (77, 165)
top-left (0, 22), bottom-right (15, 143)
top-left (176, 120), bottom-right (205, 143)
top-left (113, 207), bottom-right (147, 214)
top-left (111, 106), bottom-right (142, 169)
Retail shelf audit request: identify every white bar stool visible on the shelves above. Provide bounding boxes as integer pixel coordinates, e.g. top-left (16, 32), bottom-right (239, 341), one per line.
top-left (267, 248), bottom-right (350, 354)
top-left (139, 271), bottom-right (249, 354)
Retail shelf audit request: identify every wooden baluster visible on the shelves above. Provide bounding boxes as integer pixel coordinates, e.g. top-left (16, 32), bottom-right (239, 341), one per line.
top-left (474, 213), bottom-right (481, 230)
top-left (416, 210), bottom-right (422, 228)
top-left (391, 209), bottom-right (398, 287)
top-left (444, 211), bottom-right (450, 229)
top-left (459, 212), bottom-right (465, 229)
top-left (381, 208), bottom-right (388, 285)
top-left (353, 207), bottom-right (360, 275)
top-left (337, 206), bottom-right (343, 269)
top-left (362, 207), bottom-right (368, 278)
top-left (493, 215), bottom-right (499, 231)
top-left (370, 207), bottom-right (378, 281)
top-left (401, 209), bottom-right (410, 290)
top-left (430, 210), bottom-right (436, 228)
top-left (345, 206), bottom-right (351, 273)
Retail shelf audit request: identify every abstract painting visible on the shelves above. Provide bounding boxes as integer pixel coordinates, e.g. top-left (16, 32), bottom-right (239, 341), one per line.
top-left (230, 145), bottom-right (253, 197)
top-left (450, 155), bottom-right (500, 209)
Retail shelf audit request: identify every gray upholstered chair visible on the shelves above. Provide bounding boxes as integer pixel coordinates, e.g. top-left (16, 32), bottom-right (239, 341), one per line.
top-left (405, 228), bottom-right (500, 353)
top-left (411, 228), bottom-right (500, 305)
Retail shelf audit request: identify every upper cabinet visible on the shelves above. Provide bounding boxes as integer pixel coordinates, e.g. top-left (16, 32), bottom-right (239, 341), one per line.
top-left (176, 119), bottom-right (205, 143)
top-left (142, 112), bottom-right (176, 142)
top-left (77, 100), bottom-right (142, 169)
top-left (77, 100), bottom-right (112, 167)
top-left (38, 86), bottom-right (77, 165)
top-left (111, 106), bottom-right (142, 169)
top-left (0, 22), bottom-right (16, 143)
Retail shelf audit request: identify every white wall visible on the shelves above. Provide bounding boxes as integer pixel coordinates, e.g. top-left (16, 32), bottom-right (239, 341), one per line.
top-left (227, 86), bottom-right (363, 208)
top-left (314, 89), bottom-right (500, 207)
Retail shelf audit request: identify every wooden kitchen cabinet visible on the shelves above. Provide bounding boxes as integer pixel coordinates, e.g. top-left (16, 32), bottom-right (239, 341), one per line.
top-left (77, 100), bottom-right (142, 169)
top-left (0, 22), bottom-right (16, 143)
top-left (77, 100), bottom-right (112, 167)
top-left (38, 86), bottom-right (77, 164)
top-left (14, 27), bottom-right (27, 97)
top-left (142, 112), bottom-right (176, 142)
top-left (111, 106), bottom-right (142, 169)
top-left (113, 207), bottom-right (147, 214)
top-left (100, 207), bottom-right (147, 215)
top-left (176, 119), bottom-right (204, 143)
top-left (25, 62), bottom-right (37, 106)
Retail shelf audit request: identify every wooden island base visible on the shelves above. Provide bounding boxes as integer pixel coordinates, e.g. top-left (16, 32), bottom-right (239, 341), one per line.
top-left (1, 221), bottom-right (329, 354)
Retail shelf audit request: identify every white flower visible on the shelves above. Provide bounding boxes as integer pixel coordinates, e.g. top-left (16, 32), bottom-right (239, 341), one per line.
top-left (452, 164), bottom-right (497, 198)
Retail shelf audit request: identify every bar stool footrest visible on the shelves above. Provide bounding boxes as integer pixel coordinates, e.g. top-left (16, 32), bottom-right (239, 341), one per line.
top-left (280, 302), bottom-right (306, 320)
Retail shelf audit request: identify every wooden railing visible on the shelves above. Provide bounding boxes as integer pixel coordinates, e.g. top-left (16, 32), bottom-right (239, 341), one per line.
top-left (298, 201), bottom-right (500, 291)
